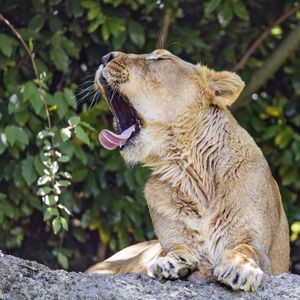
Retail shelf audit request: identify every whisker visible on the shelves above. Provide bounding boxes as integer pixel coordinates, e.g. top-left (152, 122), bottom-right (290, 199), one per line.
top-left (89, 91), bottom-right (101, 111)
top-left (77, 87), bottom-right (96, 105)
top-left (76, 87), bottom-right (94, 97)
top-left (79, 74), bottom-right (95, 81)
top-left (165, 41), bottom-right (182, 52)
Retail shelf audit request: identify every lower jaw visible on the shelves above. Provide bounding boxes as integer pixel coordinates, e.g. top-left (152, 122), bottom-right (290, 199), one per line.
top-left (120, 135), bottom-right (137, 151)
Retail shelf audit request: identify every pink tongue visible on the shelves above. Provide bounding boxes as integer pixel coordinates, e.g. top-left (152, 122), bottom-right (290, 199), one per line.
top-left (99, 125), bottom-right (135, 150)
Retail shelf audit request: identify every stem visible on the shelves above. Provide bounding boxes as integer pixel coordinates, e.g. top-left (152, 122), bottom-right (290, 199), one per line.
top-left (233, 21), bottom-right (300, 111)
top-left (0, 13), bottom-right (58, 192)
top-left (0, 13), bottom-right (52, 132)
top-left (232, 4), bottom-right (300, 72)
top-left (156, 9), bottom-right (172, 48)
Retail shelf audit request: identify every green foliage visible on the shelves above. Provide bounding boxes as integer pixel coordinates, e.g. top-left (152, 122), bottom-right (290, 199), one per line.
top-left (0, 0), bottom-right (299, 271)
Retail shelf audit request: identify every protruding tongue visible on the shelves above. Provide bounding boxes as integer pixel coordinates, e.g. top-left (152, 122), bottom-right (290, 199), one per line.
top-left (99, 125), bottom-right (135, 150)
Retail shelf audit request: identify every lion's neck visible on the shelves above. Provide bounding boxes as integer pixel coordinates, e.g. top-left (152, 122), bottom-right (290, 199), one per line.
top-left (145, 105), bottom-right (233, 207)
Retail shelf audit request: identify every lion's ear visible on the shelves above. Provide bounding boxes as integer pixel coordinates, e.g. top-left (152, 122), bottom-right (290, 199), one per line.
top-left (201, 67), bottom-right (245, 108)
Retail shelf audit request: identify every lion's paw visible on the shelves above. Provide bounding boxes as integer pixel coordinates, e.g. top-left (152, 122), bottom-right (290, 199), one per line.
top-left (214, 251), bottom-right (264, 292)
top-left (148, 254), bottom-right (197, 281)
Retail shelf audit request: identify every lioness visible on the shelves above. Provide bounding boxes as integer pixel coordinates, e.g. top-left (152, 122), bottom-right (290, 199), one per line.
top-left (86, 49), bottom-right (290, 292)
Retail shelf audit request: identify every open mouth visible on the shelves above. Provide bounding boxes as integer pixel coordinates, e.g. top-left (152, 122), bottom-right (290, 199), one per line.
top-left (98, 76), bottom-right (141, 150)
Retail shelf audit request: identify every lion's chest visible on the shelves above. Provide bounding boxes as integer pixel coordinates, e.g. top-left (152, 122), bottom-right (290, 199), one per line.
top-left (149, 189), bottom-right (208, 251)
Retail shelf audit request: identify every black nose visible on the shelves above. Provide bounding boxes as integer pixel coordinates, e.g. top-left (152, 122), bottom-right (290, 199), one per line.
top-left (101, 53), bottom-right (114, 66)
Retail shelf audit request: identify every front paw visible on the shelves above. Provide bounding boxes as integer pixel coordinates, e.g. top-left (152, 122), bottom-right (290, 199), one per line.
top-left (214, 250), bottom-right (264, 292)
top-left (148, 254), bottom-right (198, 281)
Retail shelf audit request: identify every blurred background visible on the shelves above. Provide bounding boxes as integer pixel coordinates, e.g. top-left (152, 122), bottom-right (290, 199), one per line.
top-left (0, 0), bottom-right (299, 274)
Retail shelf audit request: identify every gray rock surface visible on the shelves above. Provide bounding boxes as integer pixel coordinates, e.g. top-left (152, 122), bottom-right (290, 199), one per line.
top-left (0, 252), bottom-right (300, 300)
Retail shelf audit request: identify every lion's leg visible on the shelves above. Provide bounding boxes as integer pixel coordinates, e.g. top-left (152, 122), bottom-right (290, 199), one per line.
top-left (213, 244), bottom-right (263, 292)
top-left (148, 243), bottom-right (198, 280)
top-left (86, 240), bottom-right (162, 275)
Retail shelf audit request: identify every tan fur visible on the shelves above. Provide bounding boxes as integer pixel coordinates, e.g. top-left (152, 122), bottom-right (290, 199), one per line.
top-left (87, 49), bottom-right (290, 291)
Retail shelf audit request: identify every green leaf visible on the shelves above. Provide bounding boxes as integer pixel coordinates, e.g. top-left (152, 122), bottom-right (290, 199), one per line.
top-left (80, 121), bottom-right (96, 131)
top-left (54, 91), bottom-right (69, 119)
top-left (61, 128), bottom-right (72, 142)
top-left (106, 154), bottom-right (122, 171)
top-left (58, 180), bottom-right (71, 187)
top-left (0, 34), bottom-right (16, 57)
top-left (37, 186), bottom-right (53, 196)
top-left (28, 15), bottom-right (45, 32)
top-left (64, 88), bottom-right (77, 109)
top-left (261, 125), bottom-right (280, 141)
top-left (291, 222), bottom-right (300, 235)
top-left (73, 227), bottom-right (86, 243)
top-left (37, 175), bottom-right (51, 185)
top-left (29, 38), bottom-right (33, 53)
top-left (2, 201), bottom-right (14, 218)
top-left (232, 0), bottom-right (249, 21)
top-left (0, 131), bottom-right (8, 155)
top-left (59, 171), bottom-right (72, 179)
top-left (88, 18), bottom-right (103, 33)
top-left (8, 94), bottom-right (22, 114)
top-left (44, 207), bottom-right (59, 221)
top-left (74, 145), bottom-right (88, 165)
top-left (128, 20), bottom-right (145, 48)
top-left (5, 126), bottom-right (16, 145)
top-left (101, 23), bottom-right (110, 41)
top-left (57, 252), bottom-right (69, 269)
top-left (58, 204), bottom-right (72, 215)
top-left (15, 110), bottom-right (30, 126)
top-left (124, 170), bottom-right (136, 191)
top-left (68, 116), bottom-right (81, 125)
top-left (87, 6), bottom-right (100, 20)
top-left (274, 128), bottom-right (293, 149)
top-left (292, 140), bottom-right (300, 161)
top-left (52, 217), bottom-right (61, 234)
top-left (108, 18), bottom-right (126, 37)
top-left (21, 156), bottom-right (38, 186)
top-left (217, 2), bottom-right (233, 27)
top-left (50, 44), bottom-right (69, 72)
top-left (49, 161), bottom-right (59, 175)
top-left (37, 130), bottom-right (54, 139)
top-left (43, 194), bottom-right (58, 206)
top-left (112, 30), bottom-right (126, 49)
top-left (204, 0), bottom-right (222, 16)
top-left (81, 0), bottom-right (98, 9)
top-left (23, 81), bottom-right (43, 114)
top-left (61, 37), bottom-right (80, 58)
top-left (30, 89), bottom-right (43, 115)
top-left (72, 168), bottom-right (88, 182)
top-left (60, 217), bottom-right (69, 231)
top-left (75, 126), bottom-right (90, 145)
top-left (58, 155), bottom-right (70, 163)
top-left (98, 227), bottom-right (110, 244)
top-left (23, 81), bottom-right (34, 101)
top-left (67, 0), bottom-right (84, 17)
top-left (5, 126), bottom-right (29, 146)
top-left (49, 16), bottom-right (63, 33)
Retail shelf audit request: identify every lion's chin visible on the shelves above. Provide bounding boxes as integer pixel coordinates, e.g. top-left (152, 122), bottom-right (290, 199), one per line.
top-left (120, 136), bottom-right (144, 166)
top-left (120, 128), bottom-right (168, 166)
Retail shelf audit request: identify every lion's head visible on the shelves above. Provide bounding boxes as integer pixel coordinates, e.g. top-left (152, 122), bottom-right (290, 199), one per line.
top-left (95, 49), bottom-right (244, 164)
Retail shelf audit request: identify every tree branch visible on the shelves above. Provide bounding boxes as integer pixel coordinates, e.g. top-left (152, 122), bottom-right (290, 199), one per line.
top-left (232, 22), bottom-right (300, 111)
top-left (156, 9), bottom-right (172, 48)
top-left (232, 4), bottom-right (299, 72)
top-left (0, 13), bottom-right (52, 132)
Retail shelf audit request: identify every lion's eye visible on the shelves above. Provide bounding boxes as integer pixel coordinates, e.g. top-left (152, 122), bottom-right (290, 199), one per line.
top-left (147, 56), bottom-right (170, 62)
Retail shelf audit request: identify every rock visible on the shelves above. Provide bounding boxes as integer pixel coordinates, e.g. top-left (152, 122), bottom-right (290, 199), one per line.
top-left (0, 254), bottom-right (299, 300)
